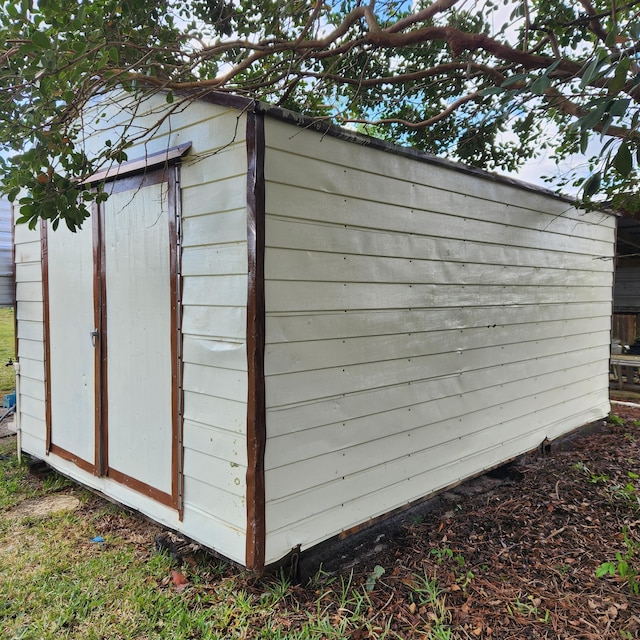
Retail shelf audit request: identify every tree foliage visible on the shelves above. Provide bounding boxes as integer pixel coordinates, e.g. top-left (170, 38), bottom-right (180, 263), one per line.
top-left (2, 0), bottom-right (640, 229)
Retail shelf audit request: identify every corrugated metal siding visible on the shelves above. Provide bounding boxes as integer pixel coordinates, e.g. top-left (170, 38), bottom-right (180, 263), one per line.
top-left (14, 219), bottom-right (46, 456)
top-left (614, 264), bottom-right (640, 313)
top-left (0, 199), bottom-right (14, 306)
top-left (262, 119), bottom-right (615, 564)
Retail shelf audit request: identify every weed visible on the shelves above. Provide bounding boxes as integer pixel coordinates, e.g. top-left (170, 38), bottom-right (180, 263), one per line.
top-left (365, 564), bottom-right (385, 592)
top-left (429, 547), bottom-right (474, 591)
top-left (260, 569), bottom-right (291, 606)
top-left (572, 461), bottom-right (609, 484)
top-left (430, 547), bottom-right (465, 569)
top-left (457, 570), bottom-right (475, 590)
top-left (608, 414), bottom-right (625, 426)
top-left (337, 571), bottom-right (355, 609)
top-left (507, 595), bottom-right (550, 623)
top-left (596, 526), bottom-right (640, 594)
top-left (608, 475), bottom-right (640, 509)
top-left (410, 570), bottom-right (451, 639)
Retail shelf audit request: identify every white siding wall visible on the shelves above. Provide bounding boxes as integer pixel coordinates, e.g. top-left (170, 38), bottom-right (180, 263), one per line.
top-left (178, 106), bottom-right (249, 565)
top-left (15, 96), bottom-right (250, 566)
top-left (262, 119), bottom-right (615, 564)
top-left (93, 98), bottom-right (251, 564)
top-left (14, 219), bottom-right (46, 456)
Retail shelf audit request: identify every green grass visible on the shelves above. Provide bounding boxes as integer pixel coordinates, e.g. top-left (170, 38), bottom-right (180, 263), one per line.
top-left (0, 307), bottom-right (15, 399)
top-left (0, 440), bottom-right (410, 639)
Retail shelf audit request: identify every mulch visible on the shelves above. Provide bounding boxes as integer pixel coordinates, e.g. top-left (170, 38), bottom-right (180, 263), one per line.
top-left (265, 403), bottom-right (640, 639)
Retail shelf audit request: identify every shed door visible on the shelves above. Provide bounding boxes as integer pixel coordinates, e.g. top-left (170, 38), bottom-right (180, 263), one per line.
top-left (45, 220), bottom-right (97, 473)
top-left (45, 167), bottom-right (181, 509)
top-left (101, 172), bottom-right (179, 504)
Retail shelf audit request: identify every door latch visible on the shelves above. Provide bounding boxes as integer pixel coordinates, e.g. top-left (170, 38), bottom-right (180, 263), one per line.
top-left (90, 330), bottom-right (99, 347)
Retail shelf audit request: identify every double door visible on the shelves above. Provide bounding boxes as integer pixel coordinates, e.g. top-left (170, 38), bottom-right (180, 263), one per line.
top-left (44, 168), bottom-right (181, 508)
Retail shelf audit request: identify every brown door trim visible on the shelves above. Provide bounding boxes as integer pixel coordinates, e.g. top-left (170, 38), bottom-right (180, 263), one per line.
top-left (94, 202), bottom-right (107, 475)
top-left (169, 164), bottom-right (184, 516)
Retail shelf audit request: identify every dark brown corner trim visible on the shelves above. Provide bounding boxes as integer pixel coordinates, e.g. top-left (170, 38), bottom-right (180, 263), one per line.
top-left (245, 110), bottom-right (266, 573)
top-left (85, 142), bottom-right (192, 185)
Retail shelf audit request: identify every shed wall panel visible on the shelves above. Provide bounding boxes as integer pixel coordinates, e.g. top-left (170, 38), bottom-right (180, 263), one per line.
top-left (265, 151), bottom-right (613, 256)
top-left (265, 216), bottom-right (611, 274)
top-left (177, 106), bottom-right (249, 561)
top-left (182, 209), bottom-right (248, 247)
top-left (266, 345), bottom-right (606, 438)
top-left (264, 126), bottom-right (615, 241)
top-left (266, 302), bottom-right (611, 344)
top-left (262, 118), bottom-right (614, 565)
top-left (14, 220), bottom-right (45, 457)
top-left (266, 397), bottom-right (606, 557)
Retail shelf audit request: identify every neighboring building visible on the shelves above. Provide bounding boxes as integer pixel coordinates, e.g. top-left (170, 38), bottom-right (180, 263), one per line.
top-left (0, 198), bottom-right (14, 307)
top-left (613, 214), bottom-right (640, 345)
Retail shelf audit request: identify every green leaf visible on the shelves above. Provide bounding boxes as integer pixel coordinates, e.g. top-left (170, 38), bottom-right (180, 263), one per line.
top-left (610, 58), bottom-right (631, 94)
top-left (596, 562), bottom-right (616, 578)
top-left (530, 75), bottom-right (550, 95)
top-left (609, 98), bottom-right (631, 117)
top-left (580, 131), bottom-right (589, 154)
top-left (31, 30), bottom-right (51, 49)
top-left (501, 73), bottom-right (529, 88)
top-left (479, 87), bottom-right (503, 96)
top-left (580, 102), bottom-right (608, 130)
top-left (543, 59), bottom-right (563, 76)
top-left (365, 565), bottom-right (385, 592)
top-left (166, 91), bottom-right (174, 103)
top-left (583, 172), bottom-right (602, 198)
top-left (605, 25), bottom-right (619, 48)
top-left (580, 53), bottom-right (609, 88)
top-left (614, 142), bottom-right (633, 177)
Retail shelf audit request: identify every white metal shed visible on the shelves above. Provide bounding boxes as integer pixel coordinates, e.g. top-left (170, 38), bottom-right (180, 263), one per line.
top-left (14, 92), bottom-right (615, 572)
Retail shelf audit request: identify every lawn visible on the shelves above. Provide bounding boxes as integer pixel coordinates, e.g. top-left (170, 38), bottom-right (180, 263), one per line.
top-left (0, 307), bottom-right (15, 401)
